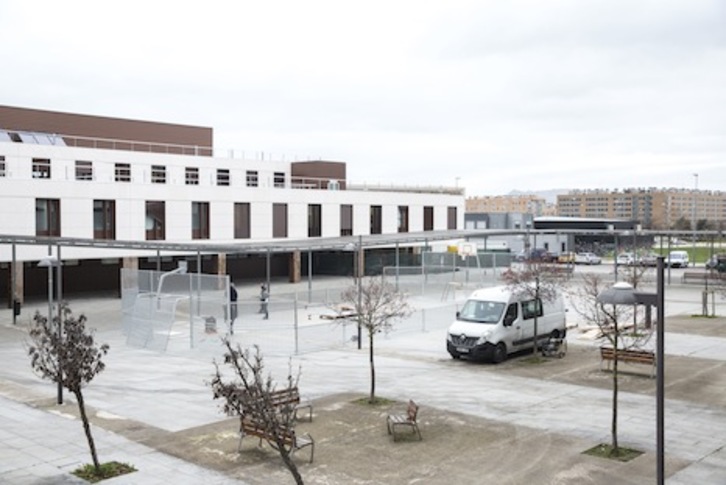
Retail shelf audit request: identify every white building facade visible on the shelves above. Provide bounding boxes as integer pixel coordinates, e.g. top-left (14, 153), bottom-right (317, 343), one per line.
top-left (0, 106), bottom-right (464, 300)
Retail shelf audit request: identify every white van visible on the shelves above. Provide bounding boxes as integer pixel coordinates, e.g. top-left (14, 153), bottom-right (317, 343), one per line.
top-left (446, 285), bottom-right (567, 363)
top-left (667, 250), bottom-right (689, 268)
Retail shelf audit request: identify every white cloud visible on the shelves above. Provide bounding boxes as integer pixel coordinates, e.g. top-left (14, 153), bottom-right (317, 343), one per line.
top-left (1, 0), bottom-right (725, 196)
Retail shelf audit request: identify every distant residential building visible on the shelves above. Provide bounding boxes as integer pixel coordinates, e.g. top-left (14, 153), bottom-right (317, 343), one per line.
top-left (557, 188), bottom-right (726, 230)
top-left (466, 194), bottom-right (554, 216)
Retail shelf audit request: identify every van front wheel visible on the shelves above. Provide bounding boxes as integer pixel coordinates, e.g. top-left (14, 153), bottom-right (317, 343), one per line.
top-left (492, 343), bottom-right (507, 364)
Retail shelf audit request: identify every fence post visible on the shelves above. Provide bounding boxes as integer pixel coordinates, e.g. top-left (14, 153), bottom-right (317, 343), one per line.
top-left (422, 308), bottom-right (426, 332)
top-left (294, 295), bottom-right (299, 355)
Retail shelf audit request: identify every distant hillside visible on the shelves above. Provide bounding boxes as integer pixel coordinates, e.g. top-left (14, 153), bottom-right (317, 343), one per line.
top-left (508, 189), bottom-right (569, 205)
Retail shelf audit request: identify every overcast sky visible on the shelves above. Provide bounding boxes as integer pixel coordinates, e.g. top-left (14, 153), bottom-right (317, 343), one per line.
top-left (1, 1), bottom-right (725, 196)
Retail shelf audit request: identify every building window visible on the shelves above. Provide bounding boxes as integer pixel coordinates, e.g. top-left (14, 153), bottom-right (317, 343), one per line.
top-left (36, 198), bottom-right (60, 236)
top-left (186, 167), bottom-right (199, 185)
top-left (398, 206), bottom-right (409, 233)
top-left (93, 200), bottom-right (115, 240)
top-left (234, 203), bottom-right (251, 239)
top-left (341, 204), bottom-right (353, 236)
top-left (274, 172), bottom-right (285, 188)
top-left (75, 160), bottom-right (93, 181)
top-left (273, 203), bottom-right (288, 238)
top-left (370, 205), bottom-right (382, 235)
top-left (246, 170), bottom-right (258, 187)
top-left (0, 156), bottom-right (5, 177)
top-left (447, 206), bottom-right (457, 230)
top-left (308, 204), bottom-right (322, 237)
top-left (424, 206), bottom-right (434, 231)
top-left (151, 165), bottom-right (166, 184)
top-left (217, 169), bottom-right (230, 186)
top-left (115, 163), bottom-right (131, 182)
top-left (32, 158), bottom-right (51, 179)
top-left (192, 202), bottom-right (210, 239)
top-left (145, 201), bottom-right (165, 240)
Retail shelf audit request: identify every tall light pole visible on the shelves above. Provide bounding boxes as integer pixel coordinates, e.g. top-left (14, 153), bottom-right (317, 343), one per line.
top-left (37, 255), bottom-right (62, 405)
top-left (693, 173), bottom-right (698, 265)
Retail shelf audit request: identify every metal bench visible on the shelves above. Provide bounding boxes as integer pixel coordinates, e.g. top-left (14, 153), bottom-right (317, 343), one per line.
top-left (387, 400), bottom-right (422, 442)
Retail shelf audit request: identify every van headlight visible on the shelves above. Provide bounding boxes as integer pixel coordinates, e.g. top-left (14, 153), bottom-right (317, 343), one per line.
top-left (477, 332), bottom-right (492, 345)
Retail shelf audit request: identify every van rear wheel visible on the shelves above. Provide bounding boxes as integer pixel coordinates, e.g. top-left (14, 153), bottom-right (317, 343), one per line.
top-left (492, 343), bottom-right (507, 363)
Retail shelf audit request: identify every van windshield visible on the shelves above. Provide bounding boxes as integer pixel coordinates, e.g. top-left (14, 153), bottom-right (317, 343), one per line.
top-left (459, 300), bottom-right (505, 324)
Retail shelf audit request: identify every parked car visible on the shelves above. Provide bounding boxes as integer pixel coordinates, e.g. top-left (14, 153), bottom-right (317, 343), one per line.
top-left (517, 248), bottom-right (557, 263)
top-left (666, 250), bottom-right (689, 268)
top-left (574, 252), bottom-right (601, 265)
top-left (638, 253), bottom-right (660, 266)
top-left (705, 254), bottom-right (726, 272)
top-left (616, 252), bottom-right (636, 266)
top-left (558, 252), bottom-right (576, 264)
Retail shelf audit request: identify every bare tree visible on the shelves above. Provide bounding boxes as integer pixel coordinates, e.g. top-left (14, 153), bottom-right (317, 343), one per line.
top-left (338, 276), bottom-right (412, 403)
top-left (210, 341), bottom-right (305, 485)
top-left (568, 274), bottom-right (653, 456)
top-left (27, 306), bottom-right (109, 473)
top-left (501, 261), bottom-right (568, 355)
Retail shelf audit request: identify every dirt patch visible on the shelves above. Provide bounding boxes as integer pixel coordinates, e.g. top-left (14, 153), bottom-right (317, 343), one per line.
top-left (86, 392), bottom-right (684, 485)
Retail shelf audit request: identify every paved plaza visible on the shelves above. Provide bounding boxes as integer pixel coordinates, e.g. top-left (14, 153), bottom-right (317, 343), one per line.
top-left (1, 269), bottom-right (726, 484)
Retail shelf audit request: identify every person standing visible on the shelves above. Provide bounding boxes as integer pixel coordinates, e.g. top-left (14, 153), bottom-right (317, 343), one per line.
top-left (229, 283), bottom-right (238, 334)
top-left (260, 283), bottom-right (269, 320)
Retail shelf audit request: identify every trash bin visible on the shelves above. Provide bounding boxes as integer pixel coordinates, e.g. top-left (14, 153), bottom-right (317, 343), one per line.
top-left (13, 299), bottom-right (21, 317)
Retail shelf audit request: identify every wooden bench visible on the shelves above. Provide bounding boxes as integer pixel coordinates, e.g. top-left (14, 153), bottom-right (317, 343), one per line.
top-left (239, 417), bottom-right (315, 463)
top-left (600, 346), bottom-right (655, 378)
top-left (386, 400), bottom-right (422, 442)
top-left (268, 387), bottom-right (314, 422)
top-left (682, 271), bottom-right (726, 284)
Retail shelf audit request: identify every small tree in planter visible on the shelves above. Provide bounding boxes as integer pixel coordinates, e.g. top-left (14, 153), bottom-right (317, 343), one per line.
top-left (27, 305), bottom-right (135, 480)
top-left (210, 341), bottom-right (306, 485)
top-left (569, 274), bottom-right (652, 459)
top-left (338, 276), bottom-right (412, 404)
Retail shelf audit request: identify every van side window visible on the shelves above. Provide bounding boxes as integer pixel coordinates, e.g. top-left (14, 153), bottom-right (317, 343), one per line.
top-left (505, 303), bottom-right (518, 322)
top-left (522, 298), bottom-right (543, 320)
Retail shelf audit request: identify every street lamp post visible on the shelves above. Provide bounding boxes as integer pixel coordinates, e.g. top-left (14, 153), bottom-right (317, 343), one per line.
top-left (37, 255), bottom-right (63, 405)
top-left (693, 173), bottom-right (698, 265)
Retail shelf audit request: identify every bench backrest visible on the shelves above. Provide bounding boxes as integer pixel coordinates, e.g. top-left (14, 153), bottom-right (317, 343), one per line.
top-left (407, 400), bottom-right (419, 423)
top-left (268, 387), bottom-right (301, 408)
top-left (241, 417), bottom-right (296, 446)
top-left (600, 347), bottom-right (654, 360)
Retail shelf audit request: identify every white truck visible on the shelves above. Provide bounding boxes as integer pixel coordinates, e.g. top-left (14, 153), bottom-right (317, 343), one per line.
top-left (446, 285), bottom-right (567, 363)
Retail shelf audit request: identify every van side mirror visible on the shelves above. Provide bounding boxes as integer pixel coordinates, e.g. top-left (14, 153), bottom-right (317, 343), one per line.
top-left (456, 311), bottom-right (460, 319)
top-left (504, 314), bottom-right (515, 327)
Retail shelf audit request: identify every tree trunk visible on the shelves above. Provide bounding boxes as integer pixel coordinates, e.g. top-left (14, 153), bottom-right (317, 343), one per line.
top-left (74, 389), bottom-right (101, 472)
top-left (278, 445), bottom-right (304, 485)
top-left (369, 332), bottom-right (376, 403)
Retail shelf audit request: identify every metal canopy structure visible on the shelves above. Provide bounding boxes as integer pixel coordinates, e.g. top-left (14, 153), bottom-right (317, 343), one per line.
top-left (2, 227), bottom-right (724, 258)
